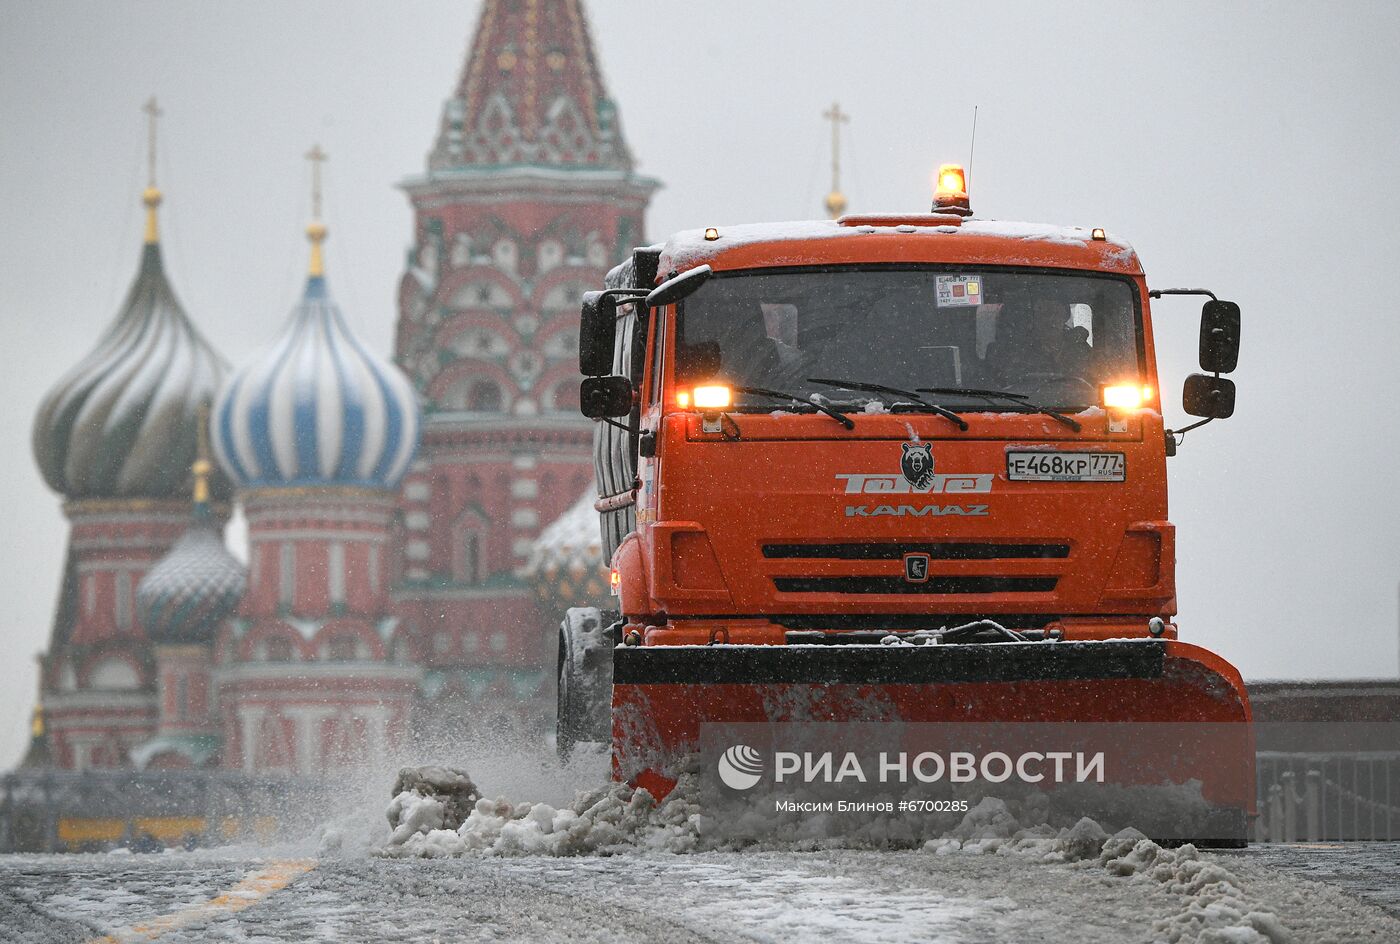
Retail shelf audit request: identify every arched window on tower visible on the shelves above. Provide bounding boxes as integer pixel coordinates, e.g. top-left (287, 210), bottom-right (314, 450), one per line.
top-left (452, 507), bottom-right (489, 586)
top-left (263, 636), bottom-right (295, 663)
top-left (468, 381), bottom-right (502, 412)
top-left (326, 633), bottom-right (360, 662)
top-left (439, 376), bottom-right (508, 413)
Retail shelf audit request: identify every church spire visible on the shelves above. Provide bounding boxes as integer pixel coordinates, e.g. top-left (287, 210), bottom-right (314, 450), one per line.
top-left (430, 0), bottom-right (635, 172)
top-left (142, 96), bottom-right (163, 243)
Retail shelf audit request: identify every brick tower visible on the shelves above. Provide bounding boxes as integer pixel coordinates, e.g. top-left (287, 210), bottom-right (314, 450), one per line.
top-left (29, 105), bottom-right (231, 769)
top-left (392, 0), bottom-right (657, 736)
top-left (212, 152), bottom-right (423, 775)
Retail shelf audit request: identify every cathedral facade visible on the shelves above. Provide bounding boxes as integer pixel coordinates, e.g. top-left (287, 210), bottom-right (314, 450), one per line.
top-left (24, 0), bottom-right (649, 775)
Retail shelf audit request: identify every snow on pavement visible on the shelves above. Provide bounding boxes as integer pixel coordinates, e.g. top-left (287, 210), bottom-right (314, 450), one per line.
top-left (2, 747), bottom-right (1398, 944)
top-left (3, 846), bottom-right (1399, 943)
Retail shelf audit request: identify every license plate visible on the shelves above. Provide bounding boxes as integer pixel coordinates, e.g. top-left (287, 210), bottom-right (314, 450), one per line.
top-left (1006, 451), bottom-right (1125, 482)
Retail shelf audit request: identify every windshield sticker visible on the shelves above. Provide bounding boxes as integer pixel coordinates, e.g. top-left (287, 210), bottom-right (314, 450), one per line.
top-left (935, 275), bottom-right (982, 308)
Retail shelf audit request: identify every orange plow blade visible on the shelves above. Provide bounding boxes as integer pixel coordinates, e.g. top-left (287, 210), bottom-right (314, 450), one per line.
top-left (612, 638), bottom-right (1254, 845)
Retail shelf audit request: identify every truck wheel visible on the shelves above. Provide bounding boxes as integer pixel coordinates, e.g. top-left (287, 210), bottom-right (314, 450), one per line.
top-left (556, 607), bottom-right (617, 760)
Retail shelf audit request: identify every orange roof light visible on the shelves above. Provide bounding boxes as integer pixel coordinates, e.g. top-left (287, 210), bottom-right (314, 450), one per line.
top-left (932, 163), bottom-right (971, 216)
top-left (675, 390), bottom-right (691, 409)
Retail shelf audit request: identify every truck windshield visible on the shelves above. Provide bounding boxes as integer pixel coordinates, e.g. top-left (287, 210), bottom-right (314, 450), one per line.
top-left (675, 267), bottom-right (1141, 411)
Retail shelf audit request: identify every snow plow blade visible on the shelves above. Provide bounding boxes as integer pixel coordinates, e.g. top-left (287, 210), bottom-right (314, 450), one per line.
top-left (612, 638), bottom-right (1253, 844)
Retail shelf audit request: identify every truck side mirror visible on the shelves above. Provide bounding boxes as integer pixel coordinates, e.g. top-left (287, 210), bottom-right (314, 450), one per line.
top-left (1183, 373), bottom-right (1235, 419)
top-left (579, 292), bottom-right (618, 377)
top-left (646, 265), bottom-right (712, 308)
top-left (1199, 300), bottom-right (1240, 374)
top-left (580, 375), bottom-right (634, 419)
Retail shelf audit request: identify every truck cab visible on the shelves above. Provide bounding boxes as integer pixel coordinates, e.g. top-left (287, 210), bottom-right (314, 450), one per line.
top-left (580, 211), bottom-right (1236, 647)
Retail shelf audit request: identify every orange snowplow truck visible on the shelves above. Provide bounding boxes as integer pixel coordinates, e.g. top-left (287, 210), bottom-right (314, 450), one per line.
top-left (562, 166), bottom-right (1251, 841)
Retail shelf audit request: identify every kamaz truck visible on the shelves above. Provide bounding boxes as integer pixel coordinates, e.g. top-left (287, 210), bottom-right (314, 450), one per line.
top-left (560, 165), bottom-right (1251, 842)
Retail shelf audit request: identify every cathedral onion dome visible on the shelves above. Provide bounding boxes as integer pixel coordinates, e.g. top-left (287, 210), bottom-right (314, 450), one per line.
top-left (32, 184), bottom-right (229, 501)
top-left (136, 513), bottom-right (245, 644)
top-left (214, 166), bottom-right (420, 491)
top-left (136, 438), bottom-right (246, 644)
top-left (527, 490), bottom-right (610, 618)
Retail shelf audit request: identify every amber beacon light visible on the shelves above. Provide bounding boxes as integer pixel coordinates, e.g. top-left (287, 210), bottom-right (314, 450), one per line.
top-left (932, 163), bottom-right (971, 216)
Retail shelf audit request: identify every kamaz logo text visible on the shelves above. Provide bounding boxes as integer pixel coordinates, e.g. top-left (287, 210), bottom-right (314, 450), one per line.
top-left (846, 504), bottom-right (989, 517)
top-left (836, 473), bottom-right (993, 494)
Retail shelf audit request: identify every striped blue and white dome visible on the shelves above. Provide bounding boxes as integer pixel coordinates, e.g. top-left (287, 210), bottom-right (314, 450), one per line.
top-left (214, 275), bottom-right (419, 490)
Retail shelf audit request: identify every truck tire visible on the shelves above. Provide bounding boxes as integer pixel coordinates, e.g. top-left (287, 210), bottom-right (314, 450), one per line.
top-left (556, 607), bottom-right (617, 759)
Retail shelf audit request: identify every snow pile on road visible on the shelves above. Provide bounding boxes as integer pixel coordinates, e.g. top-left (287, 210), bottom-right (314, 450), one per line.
top-left (1099, 831), bottom-right (1288, 944)
top-left (380, 772), bottom-right (702, 858)
top-left (384, 766), bottom-right (482, 846)
top-left (379, 770), bottom-right (1290, 942)
top-left (928, 797), bottom-right (1288, 943)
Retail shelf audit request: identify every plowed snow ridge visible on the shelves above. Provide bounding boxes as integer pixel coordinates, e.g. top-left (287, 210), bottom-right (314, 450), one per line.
top-left (374, 767), bottom-right (1289, 943)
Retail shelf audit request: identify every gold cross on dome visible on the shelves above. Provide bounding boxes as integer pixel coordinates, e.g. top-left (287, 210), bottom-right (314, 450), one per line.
top-left (143, 96), bottom-right (163, 188)
top-left (305, 144), bottom-right (328, 219)
top-left (822, 102), bottom-right (850, 218)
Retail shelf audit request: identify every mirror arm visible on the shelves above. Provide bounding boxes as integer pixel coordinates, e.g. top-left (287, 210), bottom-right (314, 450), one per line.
top-left (601, 288), bottom-right (649, 302)
top-left (1167, 416), bottom-right (1214, 443)
top-left (598, 416), bottom-right (633, 432)
top-left (1148, 287), bottom-right (1218, 301)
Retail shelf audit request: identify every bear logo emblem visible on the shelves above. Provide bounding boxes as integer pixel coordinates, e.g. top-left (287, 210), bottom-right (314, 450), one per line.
top-left (901, 441), bottom-right (935, 491)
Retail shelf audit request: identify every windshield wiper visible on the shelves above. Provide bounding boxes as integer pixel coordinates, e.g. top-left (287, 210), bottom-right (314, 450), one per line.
top-left (807, 378), bottom-right (969, 431)
top-left (732, 384), bottom-right (855, 430)
top-left (918, 387), bottom-right (1082, 432)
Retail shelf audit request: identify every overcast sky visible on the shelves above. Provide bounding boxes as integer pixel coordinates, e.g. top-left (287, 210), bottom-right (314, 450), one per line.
top-left (3, 1), bottom-right (1399, 768)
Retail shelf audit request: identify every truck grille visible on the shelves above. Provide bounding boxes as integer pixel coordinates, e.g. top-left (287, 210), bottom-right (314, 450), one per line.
top-left (772, 576), bottom-right (1059, 595)
top-left (762, 542), bottom-right (1069, 560)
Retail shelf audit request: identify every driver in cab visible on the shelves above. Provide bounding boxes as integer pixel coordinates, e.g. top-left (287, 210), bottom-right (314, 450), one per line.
top-left (980, 294), bottom-right (1092, 391)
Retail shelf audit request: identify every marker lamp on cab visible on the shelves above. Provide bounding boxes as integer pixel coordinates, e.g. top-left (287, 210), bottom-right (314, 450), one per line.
top-left (1102, 384), bottom-right (1153, 410)
top-left (692, 385), bottom-right (733, 410)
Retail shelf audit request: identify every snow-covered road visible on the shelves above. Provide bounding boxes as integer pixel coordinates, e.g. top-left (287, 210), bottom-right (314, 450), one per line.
top-left (1, 845), bottom-right (1397, 944)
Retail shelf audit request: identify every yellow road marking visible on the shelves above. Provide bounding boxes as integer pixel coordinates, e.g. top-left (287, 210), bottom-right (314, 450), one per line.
top-left (86, 859), bottom-right (315, 943)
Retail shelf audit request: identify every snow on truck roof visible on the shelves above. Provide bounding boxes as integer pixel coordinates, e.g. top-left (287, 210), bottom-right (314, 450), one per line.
top-left (657, 217), bottom-right (1140, 276)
